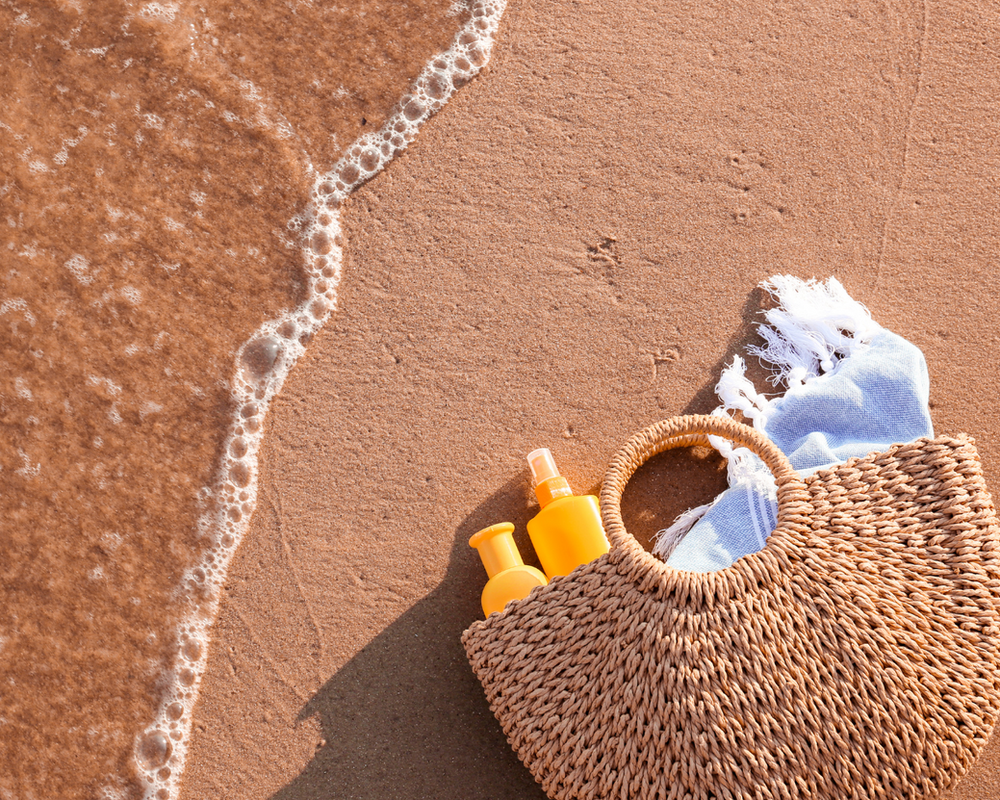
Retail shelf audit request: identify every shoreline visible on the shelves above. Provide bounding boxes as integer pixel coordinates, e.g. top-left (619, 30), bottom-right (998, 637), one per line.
top-left (137, 5), bottom-right (509, 797)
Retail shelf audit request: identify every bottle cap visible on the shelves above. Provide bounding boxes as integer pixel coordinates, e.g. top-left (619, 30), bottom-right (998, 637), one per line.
top-left (469, 522), bottom-right (523, 578)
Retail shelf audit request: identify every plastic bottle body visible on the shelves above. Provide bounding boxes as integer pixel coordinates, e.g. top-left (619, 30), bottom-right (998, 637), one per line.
top-left (526, 494), bottom-right (609, 579)
top-left (480, 565), bottom-right (548, 617)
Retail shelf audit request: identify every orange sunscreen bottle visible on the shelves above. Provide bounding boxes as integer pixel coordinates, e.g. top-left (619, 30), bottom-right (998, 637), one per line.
top-left (469, 522), bottom-right (548, 617)
top-left (525, 448), bottom-right (610, 579)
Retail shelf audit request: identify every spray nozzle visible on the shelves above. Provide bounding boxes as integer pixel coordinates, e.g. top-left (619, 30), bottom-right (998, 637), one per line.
top-left (526, 447), bottom-right (573, 507)
top-left (527, 448), bottom-right (560, 484)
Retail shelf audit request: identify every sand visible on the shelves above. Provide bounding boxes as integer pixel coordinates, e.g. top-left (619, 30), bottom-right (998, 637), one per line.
top-left (177, 0), bottom-right (1000, 798)
top-left (5, 0), bottom-right (1000, 796)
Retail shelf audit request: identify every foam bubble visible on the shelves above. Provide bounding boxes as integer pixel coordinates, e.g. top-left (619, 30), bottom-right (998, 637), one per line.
top-left (240, 336), bottom-right (281, 383)
top-left (15, 448), bottom-right (41, 479)
top-left (136, 731), bottom-right (171, 771)
top-left (121, 286), bottom-right (143, 305)
top-left (64, 254), bottom-right (94, 285)
top-left (138, 3), bottom-right (179, 23)
top-left (14, 377), bottom-right (33, 401)
top-left (0, 298), bottom-right (37, 332)
top-left (134, 2), bottom-right (509, 798)
top-left (227, 462), bottom-right (250, 488)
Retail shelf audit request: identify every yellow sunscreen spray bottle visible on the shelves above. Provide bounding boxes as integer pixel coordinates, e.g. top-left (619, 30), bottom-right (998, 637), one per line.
top-left (469, 522), bottom-right (548, 617)
top-left (525, 448), bottom-right (610, 579)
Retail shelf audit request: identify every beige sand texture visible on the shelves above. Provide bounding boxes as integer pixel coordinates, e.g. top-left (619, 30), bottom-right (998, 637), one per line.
top-left (179, 0), bottom-right (1000, 797)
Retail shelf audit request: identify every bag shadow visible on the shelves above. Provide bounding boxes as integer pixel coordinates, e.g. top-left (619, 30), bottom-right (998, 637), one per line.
top-left (269, 475), bottom-right (548, 800)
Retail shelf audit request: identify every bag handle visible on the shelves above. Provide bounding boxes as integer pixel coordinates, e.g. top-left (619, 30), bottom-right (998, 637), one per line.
top-left (600, 415), bottom-right (811, 601)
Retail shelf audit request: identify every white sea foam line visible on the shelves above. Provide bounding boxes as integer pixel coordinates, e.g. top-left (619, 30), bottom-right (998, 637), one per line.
top-left (132, 2), bottom-right (508, 797)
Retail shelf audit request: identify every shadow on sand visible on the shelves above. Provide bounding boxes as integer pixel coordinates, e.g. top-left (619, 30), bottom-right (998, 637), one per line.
top-left (270, 475), bottom-right (549, 800)
top-left (271, 288), bottom-right (770, 799)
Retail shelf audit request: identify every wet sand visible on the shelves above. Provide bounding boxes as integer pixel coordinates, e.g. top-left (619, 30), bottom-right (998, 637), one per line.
top-left (0, 1), bottom-right (463, 797)
top-left (179, 0), bottom-right (1000, 798)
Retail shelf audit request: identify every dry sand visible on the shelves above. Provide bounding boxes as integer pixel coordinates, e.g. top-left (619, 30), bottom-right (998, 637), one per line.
top-left (173, 0), bottom-right (1000, 796)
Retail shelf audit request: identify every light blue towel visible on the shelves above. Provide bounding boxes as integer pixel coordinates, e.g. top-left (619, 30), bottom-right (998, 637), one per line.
top-left (659, 276), bottom-right (934, 573)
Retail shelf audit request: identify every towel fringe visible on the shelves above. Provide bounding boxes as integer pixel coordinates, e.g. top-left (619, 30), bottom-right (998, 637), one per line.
top-left (652, 501), bottom-right (715, 560)
top-left (653, 276), bottom-right (880, 560)
top-left (750, 275), bottom-right (881, 390)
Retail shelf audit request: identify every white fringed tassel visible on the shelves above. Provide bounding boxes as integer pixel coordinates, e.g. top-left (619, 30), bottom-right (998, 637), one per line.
top-left (715, 355), bottom-right (771, 428)
top-left (653, 275), bottom-right (881, 561)
top-left (652, 501), bottom-right (715, 560)
top-left (750, 275), bottom-right (880, 388)
top-left (710, 358), bottom-right (778, 492)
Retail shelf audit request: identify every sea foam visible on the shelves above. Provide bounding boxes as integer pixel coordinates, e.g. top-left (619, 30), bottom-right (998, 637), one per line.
top-left (132, 2), bottom-right (508, 798)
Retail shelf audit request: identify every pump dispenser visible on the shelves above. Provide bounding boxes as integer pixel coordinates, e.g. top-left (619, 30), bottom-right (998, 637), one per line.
top-left (469, 522), bottom-right (548, 617)
top-left (526, 449), bottom-right (610, 579)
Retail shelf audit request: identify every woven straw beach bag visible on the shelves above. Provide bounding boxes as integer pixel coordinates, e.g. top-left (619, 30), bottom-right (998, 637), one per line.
top-left (462, 414), bottom-right (1000, 800)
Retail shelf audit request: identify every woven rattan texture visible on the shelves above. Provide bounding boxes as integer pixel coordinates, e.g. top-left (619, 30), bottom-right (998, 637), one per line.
top-left (463, 417), bottom-right (1000, 800)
